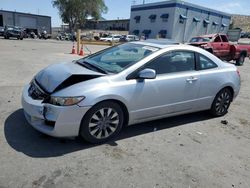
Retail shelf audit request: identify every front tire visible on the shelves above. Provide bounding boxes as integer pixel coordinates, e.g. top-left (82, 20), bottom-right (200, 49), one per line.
top-left (79, 101), bottom-right (124, 143)
top-left (210, 88), bottom-right (233, 117)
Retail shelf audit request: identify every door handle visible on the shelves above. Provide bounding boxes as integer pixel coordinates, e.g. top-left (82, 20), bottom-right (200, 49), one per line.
top-left (186, 77), bottom-right (198, 82)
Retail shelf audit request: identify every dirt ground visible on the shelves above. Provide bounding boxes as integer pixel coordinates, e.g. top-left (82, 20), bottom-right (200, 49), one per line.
top-left (0, 38), bottom-right (250, 188)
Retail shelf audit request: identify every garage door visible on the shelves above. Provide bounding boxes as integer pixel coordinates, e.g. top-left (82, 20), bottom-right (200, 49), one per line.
top-left (19, 16), bottom-right (37, 28)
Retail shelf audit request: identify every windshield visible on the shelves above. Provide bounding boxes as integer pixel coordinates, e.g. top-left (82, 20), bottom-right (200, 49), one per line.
top-left (190, 37), bottom-right (211, 42)
top-left (78, 43), bottom-right (159, 73)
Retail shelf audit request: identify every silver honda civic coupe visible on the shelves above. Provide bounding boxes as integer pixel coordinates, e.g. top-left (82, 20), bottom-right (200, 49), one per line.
top-left (22, 40), bottom-right (241, 143)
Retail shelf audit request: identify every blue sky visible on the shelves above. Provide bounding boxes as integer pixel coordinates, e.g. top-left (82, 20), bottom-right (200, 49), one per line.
top-left (0, 0), bottom-right (249, 26)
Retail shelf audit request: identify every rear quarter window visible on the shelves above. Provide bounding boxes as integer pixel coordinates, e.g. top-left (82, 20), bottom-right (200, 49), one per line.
top-left (198, 54), bottom-right (218, 70)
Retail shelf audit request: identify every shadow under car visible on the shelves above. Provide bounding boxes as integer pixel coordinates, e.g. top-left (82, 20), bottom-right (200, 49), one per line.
top-left (4, 108), bottom-right (213, 158)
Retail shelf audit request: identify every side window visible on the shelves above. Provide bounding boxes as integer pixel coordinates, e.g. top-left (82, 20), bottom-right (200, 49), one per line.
top-left (221, 35), bottom-right (228, 42)
top-left (198, 54), bottom-right (218, 70)
top-left (214, 36), bottom-right (221, 42)
top-left (144, 51), bottom-right (195, 75)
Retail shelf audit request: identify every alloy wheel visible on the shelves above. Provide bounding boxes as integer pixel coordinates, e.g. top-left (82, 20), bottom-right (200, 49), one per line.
top-left (88, 108), bottom-right (120, 139)
top-left (215, 90), bottom-right (231, 114)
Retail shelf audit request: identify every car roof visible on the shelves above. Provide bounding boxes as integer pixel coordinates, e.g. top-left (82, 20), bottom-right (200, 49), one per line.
top-left (131, 39), bottom-right (179, 49)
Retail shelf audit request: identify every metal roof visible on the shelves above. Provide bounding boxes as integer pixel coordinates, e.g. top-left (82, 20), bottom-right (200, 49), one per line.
top-left (131, 0), bottom-right (231, 19)
top-left (0, 9), bottom-right (51, 18)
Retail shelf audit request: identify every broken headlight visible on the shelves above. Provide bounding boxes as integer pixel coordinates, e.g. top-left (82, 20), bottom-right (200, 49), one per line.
top-left (49, 96), bottom-right (85, 106)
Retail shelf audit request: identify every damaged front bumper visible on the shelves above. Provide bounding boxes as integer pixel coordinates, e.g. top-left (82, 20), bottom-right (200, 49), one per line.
top-left (21, 85), bottom-right (91, 137)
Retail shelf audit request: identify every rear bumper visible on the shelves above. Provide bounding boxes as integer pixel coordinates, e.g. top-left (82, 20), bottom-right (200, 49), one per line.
top-left (22, 85), bottom-right (91, 137)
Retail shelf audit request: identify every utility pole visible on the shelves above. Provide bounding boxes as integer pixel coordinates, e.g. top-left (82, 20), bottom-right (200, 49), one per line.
top-left (143, 0), bottom-right (145, 4)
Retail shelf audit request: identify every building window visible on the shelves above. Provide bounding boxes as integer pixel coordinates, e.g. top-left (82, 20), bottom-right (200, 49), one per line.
top-left (149, 14), bottom-right (157, 23)
top-left (212, 21), bottom-right (219, 27)
top-left (134, 16), bottom-right (141, 23)
top-left (133, 30), bottom-right (140, 36)
top-left (221, 23), bottom-right (228, 30)
top-left (159, 30), bottom-right (167, 38)
top-left (179, 14), bottom-right (187, 24)
top-left (193, 17), bottom-right (200, 23)
top-left (221, 23), bottom-right (228, 28)
top-left (161, 14), bottom-right (169, 22)
top-left (203, 19), bottom-right (210, 27)
top-left (142, 30), bottom-right (151, 38)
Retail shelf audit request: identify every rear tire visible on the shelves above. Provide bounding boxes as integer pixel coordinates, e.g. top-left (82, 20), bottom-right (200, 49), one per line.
top-left (236, 54), bottom-right (245, 66)
top-left (210, 88), bottom-right (233, 117)
top-left (79, 101), bottom-right (124, 143)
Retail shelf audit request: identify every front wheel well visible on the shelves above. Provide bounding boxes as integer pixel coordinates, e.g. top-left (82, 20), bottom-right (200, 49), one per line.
top-left (89, 99), bottom-right (129, 126)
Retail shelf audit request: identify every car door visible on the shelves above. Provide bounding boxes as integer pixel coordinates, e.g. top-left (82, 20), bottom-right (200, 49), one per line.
top-left (220, 35), bottom-right (230, 58)
top-left (211, 35), bottom-right (223, 57)
top-left (128, 50), bottom-right (200, 122)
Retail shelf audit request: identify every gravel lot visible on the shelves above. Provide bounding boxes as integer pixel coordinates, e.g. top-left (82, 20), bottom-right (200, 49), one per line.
top-left (0, 38), bottom-right (250, 188)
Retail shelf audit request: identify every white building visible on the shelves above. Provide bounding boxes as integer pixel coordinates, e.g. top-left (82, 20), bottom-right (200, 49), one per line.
top-left (129, 0), bottom-right (231, 42)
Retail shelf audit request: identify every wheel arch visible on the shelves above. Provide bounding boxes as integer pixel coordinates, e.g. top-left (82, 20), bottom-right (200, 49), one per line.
top-left (240, 50), bottom-right (248, 57)
top-left (82, 98), bottom-right (130, 127)
top-left (214, 85), bottom-right (235, 103)
top-left (99, 99), bottom-right (129, 126)
top-left (223, 86), bottom-right (234, 101)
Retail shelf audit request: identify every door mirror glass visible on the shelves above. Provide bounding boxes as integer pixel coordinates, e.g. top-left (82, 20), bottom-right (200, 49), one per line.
top-left (137, 68), bottom-right (156, 79)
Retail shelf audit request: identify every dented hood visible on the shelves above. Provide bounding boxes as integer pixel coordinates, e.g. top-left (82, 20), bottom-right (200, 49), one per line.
top-left (35, 62), bottom-right (104, 93)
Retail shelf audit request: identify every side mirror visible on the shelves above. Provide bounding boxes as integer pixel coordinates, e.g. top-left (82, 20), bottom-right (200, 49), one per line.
top-left (137, 68), bottom-right (156, 79)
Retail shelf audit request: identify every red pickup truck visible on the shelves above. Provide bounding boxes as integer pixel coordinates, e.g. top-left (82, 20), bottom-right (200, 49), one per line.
top-left (189, 33), bottom-right (250, 66)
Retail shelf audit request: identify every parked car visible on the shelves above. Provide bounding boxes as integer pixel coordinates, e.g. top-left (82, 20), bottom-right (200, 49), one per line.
top-left (22, 40), bottom-right (241, 143)
top-left (57, 32), bottom-right (75, 41)
top-left (0, 26), bottom-right (4, 36)
top-left (189, 33), bottom-right (250, 66)
top-left (100, 35), bottom-right (121, 42)
top-left (240, 32), bottom-right (250, 38)
top-left (119, 35), bottom-right (140, 42)
top-left (4, 26), bottom-right (24, 40)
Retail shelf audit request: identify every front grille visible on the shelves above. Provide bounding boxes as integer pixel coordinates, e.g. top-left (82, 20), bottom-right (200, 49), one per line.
top-left (28, 81), bottom-right (49, 100)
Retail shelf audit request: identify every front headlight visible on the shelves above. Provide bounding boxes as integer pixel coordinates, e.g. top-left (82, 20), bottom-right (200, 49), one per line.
top-left (49, 96), bottom-right (85, 106)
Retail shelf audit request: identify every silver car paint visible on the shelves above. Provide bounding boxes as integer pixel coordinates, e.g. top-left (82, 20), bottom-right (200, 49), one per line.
top-left (36, 62), bottom-right (104, 93)
top-left (22, 85), bottom-right (91, 137)
top-left (22, 42), bottom-right (240, 137)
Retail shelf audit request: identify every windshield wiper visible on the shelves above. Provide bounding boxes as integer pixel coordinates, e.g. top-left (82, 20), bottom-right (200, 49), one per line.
top-left (76, 61), bottom-right (93, 70)
top-left (80, 61), bottom-right (108, 74)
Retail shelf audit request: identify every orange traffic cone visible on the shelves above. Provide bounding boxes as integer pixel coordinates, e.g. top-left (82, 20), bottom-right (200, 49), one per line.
top-left (79, 44), bottom-right (84, 56)
top-left (71, 42), bottom-right (76, 54)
